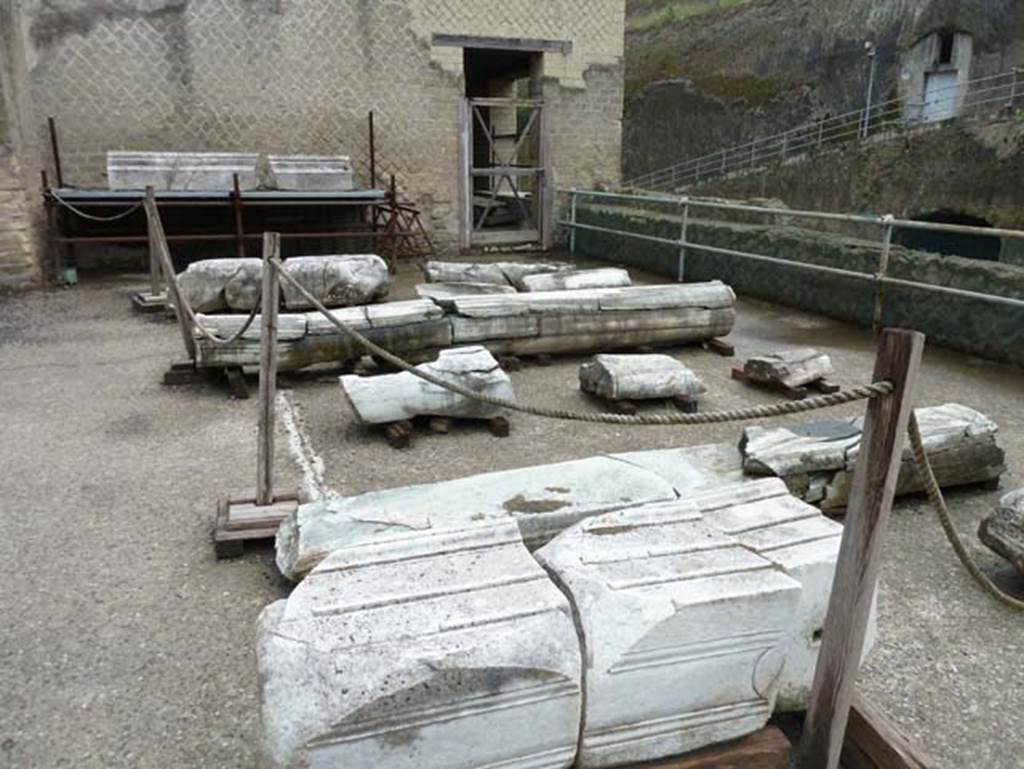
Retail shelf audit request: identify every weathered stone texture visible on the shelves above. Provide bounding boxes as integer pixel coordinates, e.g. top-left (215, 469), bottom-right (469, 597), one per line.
top-left (579, 353), bottom-right (705, 401)
top-left (340, 346), bottom-right (513, 424)
top-left (258, 520), bottom-right (582, 769)
top-left (979, 488), bottom-right (1024, 576)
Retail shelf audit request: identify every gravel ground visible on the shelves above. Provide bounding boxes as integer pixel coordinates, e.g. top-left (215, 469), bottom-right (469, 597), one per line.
top-left (1, 259), bottom-right (1021, 768)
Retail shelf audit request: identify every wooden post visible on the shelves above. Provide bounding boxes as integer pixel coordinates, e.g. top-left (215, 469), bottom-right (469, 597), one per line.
top-left (790, 328), bottom-right (925, 769)
top-left (677, 195), bottom-right (689, 283)
top-left (568, 188), bottom-right (578, 255)
top-left (256, 232), bottom-right (281, 508)
top-left (147, 227), bottom-right (162, 298)
top-left (872, 215), bottom-right (895, 334)
top-left (143, 187), bottom-right (197, 361)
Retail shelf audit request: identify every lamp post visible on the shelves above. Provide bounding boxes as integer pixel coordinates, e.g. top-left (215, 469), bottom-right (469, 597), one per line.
top-left (862, 41), bottom-right (878, 139)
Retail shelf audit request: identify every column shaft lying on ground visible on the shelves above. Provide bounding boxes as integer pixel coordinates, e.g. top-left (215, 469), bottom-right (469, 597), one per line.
top-left (193, 281), bottom-right (736, 371)
top-left (579, 353), bottom-right (705, 401)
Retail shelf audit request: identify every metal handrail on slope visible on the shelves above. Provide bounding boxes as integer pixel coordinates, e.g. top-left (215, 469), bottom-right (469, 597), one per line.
top-left (625, 68), bottom-right (1022, 192)
top-left (557, 188), bottom-right (1024, 324)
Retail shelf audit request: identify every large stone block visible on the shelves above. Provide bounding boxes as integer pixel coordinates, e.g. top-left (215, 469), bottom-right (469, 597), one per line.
top-left (258, 520), bottom-right (582, 769)
top-left (267, 155), bottom-right (354, 191)
top-left (686, 479), bottom-right (872, 711)
top-left (579, 353), bottom-right (705, 401)
top-left (177, 258), bottom-right (262, 313)
top-left (107, 151), bottom-right (259, 190)
top-left (281, 255), bottom-right (389, 310)
top-left (979, 487), bottom-right (1024, 576)
top-left (740, 403), bottom-right (1005, 510)
top-left (340, 346), bottom-right (513, 424)
top-left (536, 502), bottom-right (802, 767)
top-left (275, 454), bottom-right (682, 580)
top-left (742, 348), bottom-right (833, 389)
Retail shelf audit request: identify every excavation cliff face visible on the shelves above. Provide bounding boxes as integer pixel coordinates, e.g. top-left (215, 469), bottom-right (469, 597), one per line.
top-left (622, 0), bottom-right (1024, 178)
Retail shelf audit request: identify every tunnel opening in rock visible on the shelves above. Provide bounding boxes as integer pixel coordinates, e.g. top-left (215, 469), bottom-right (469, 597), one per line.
top-left (894, 210), bottom-right (1001, 262)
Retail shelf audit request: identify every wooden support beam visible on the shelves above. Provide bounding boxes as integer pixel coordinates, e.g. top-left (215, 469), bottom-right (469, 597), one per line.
top-left (256, 232), bottom-right (281, 507)
top-left (144, 187), bottom-right (196, 361)
top-left (842, 691), bottom-right (934, 769)
top-left (622, 726), bottom-right (789, 768)
top-left (790, 328), bottom-right (925, 769)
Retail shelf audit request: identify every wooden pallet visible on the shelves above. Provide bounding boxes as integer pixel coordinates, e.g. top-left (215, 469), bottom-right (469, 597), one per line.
top-left (731, 366), bottom-right (841, 400)
top-left (163, 361), bottom-right (250, 399)
top-left (703, 337), bottom-right (736, 357)
top-left (383, 415), bottom-right (511, 449)
top-left (593, 393), bottom-right (700, 416)
top-left (131, 290), bottom-right (168, 313)
top-left (213, 493), bottom-right (299, 559)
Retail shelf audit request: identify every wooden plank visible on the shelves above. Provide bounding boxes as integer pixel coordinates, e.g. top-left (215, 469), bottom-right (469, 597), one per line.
top-left (791, 328), bottom-right (925, 769)
top-left (841, 692), bottom-right (934, 769)
top-left (618, 726), bottom-right (789, 769)
top-left (256, 232), bottom-right (281, 507)
top-left (144, 187), bottom-right (196, 360)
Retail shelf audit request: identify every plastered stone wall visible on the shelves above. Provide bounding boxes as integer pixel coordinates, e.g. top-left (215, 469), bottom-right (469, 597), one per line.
top-left (14, 0), bottom-right (625, 248)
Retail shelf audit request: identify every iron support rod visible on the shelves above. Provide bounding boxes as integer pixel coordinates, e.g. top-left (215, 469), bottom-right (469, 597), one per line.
top-left (569, 188), bottom-right (578, 255)
top-left (232, 173), bottom-right (246, 258)
top-left (47, 116), bottom-right (64, 188)
top-left (368, 110), bottom-right (377, 189)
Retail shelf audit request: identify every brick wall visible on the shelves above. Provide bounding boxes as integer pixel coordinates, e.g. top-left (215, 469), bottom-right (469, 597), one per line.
top-left (16, 0), bottom-right (625, 249)
top-left (0, 147), bottom-right (41, 288)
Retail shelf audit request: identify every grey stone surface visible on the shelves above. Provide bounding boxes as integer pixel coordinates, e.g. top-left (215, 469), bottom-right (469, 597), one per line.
top-left (743, 347), bottom-right (833, 388)
top-left (267, 155), bottom-right (354, 191)
top-left (425, 260), bottom-right (572, 287)
top-left (340, 346), bottom-right (513, 424)
top-left (740, 403), bottom-right (1006, 510)
top-left (107, 151), bottom-right (259, 190)
top-left (177, 258), bottom-right (262, 313)
top-left (414, 282), bottom-right (518, 309)
top-left (536, 500), bottom-right (801, 767)
top-left (520, 267), bottom-right (632, 292)
top-left (258, 520), bottom-right (581, 769)
top-left (579, 353), bottom-right (705, 400)
top-left (280, 255), bottom-right (389, 310)
top-left (275, 454), bottom-right (684, 581)
top-left (979, 488), bottom-right (1024, 576)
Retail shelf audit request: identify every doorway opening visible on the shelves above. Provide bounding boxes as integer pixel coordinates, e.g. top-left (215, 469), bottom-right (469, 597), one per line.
top-left (460, 47), bottom-right (547, 247)
top-left (894, 210), bottom-right (1001, 261)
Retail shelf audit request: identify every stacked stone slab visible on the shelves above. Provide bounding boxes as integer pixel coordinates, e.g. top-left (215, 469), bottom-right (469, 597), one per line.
top-left (520, 267), bottom-right (631, 292)
top-left (425, 260), bottom-right (572, 288)
top-left (740, 403), bottom-right (1006, 510)
top-left (340, 346), bottom-right (513, 424)
top-left (193, 281), bottom-right (737, 371)
top-left (267, 155), bottom-right (354, 191)
top-left (107, 151), bottom-right (259, 190)
top-left (536, 502), bottom-right (803, 767)
top-left (579, 353), bottom-right (705, 401)
top-left (414, 282), bottom-right (516, 308)
top-left (258, 520), bottom-right (582, 769)
top-left (178, 254), bottom-right (389, 314)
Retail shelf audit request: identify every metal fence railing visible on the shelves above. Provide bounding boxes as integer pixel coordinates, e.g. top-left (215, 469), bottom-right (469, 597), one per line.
top-left (558, 188), bottom-right (1024, 331)
top-left (624, 68), bottom-right (1022, 193)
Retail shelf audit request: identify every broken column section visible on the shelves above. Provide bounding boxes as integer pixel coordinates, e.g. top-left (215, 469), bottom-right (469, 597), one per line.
top-left (535, 500), bottom-right (803, 767)
top-left (258, 520), bottom-right (582, 769)
top-left (339, 346), bottom-right (513, 424)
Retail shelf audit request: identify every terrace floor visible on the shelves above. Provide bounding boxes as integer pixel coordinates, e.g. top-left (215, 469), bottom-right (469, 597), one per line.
top-left (1, 255), bottom-right (1022, 769)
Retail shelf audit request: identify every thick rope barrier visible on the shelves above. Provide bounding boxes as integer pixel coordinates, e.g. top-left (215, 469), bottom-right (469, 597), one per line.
top-left (268, 258), bottom-right (893, 425)
top-left (50, 190), bottom-right (144, 222)
top-left (908, 414), bottom-right (1024, 610)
